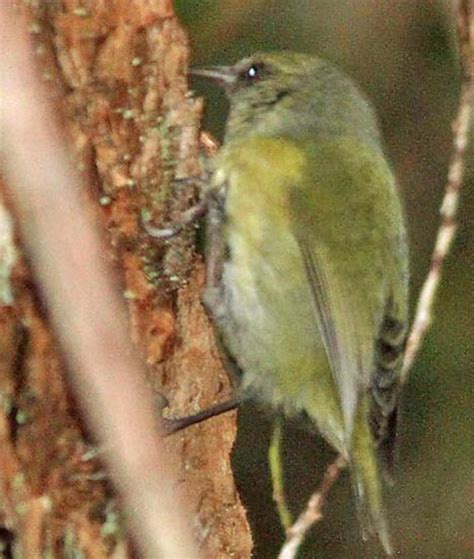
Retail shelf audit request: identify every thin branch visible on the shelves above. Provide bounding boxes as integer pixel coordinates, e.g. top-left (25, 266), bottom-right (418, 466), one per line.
top-left (402, 0), bottom-right (474, 378)
top-left (0, 6), bottom-right (198, 558)
top-left (278, 3), bottom-right (473, 557)
top-left (278, 456), bottom-right (347, 559)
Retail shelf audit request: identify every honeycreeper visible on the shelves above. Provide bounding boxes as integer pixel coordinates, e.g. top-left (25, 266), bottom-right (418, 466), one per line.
top-left (194, 52), bottom-right (409, 555)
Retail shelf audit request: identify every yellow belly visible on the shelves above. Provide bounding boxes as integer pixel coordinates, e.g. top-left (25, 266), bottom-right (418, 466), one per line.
top-left (218, 171), bottom-right (345, 452)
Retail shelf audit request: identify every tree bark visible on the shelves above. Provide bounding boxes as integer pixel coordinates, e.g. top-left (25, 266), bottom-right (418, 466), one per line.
top-left (0, 1), bottom-right (252, 557)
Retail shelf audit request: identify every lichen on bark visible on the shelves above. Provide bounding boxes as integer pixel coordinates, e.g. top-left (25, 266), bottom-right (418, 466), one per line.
top-left (0, 1), bottom-right (252, 556)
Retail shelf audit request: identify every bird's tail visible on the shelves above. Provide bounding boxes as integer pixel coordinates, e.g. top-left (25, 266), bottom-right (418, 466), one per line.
top-left (350, 398), bottom-right (393, 556)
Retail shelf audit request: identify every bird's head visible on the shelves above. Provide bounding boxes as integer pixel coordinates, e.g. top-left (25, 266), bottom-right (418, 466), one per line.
top-left (191, 52), bottom-right (379, 145)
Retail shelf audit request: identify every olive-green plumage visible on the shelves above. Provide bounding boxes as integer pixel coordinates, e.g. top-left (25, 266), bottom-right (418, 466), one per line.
top-left (196, 52), bottom-right (408, 555)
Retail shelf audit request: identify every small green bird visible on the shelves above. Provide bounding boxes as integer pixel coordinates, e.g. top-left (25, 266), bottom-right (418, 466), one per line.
top-left (194, 52), bottom-right (409, 555)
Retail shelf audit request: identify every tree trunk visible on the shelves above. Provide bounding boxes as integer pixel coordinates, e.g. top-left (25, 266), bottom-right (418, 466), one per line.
top-left (0, 1), bottom-right (252, 556)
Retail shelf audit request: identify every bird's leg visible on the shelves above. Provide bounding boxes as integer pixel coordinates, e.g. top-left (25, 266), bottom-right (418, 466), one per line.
top-left (142, 174), bottom-right (212, 239)
top-left (269, 418), bottom-right (293, 530)
top-left (161, 397), bottom-right (240, 436)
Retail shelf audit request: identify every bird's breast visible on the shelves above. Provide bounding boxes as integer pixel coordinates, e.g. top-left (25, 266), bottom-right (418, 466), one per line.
top-left (212, 138), bottom-right (343, 445)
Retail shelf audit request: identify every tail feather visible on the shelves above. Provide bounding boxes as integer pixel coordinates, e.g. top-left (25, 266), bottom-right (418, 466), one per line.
top-left (350, 398), bottom-right (393, 556)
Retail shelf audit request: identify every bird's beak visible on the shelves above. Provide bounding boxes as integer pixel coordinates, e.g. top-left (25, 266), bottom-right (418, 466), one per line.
top-left (190, 66), bottom-right (236, 89)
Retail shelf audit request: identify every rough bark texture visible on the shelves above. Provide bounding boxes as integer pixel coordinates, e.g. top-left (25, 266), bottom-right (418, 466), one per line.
top-left (0, 1), bottom-right (252, 557)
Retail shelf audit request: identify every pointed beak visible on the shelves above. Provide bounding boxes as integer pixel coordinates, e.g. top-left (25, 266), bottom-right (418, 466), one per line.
top-left (189, 66), bottom-right (236, 89)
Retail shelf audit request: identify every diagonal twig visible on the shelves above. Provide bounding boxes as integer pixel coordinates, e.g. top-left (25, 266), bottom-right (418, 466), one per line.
top-left (402, 0), bottom-right (474, 378)
top-left (0, 6), bottom-right (199, 558)
top-left (278, 3), bottom-right (474, 558)
top-left (277, 456), bottom-right (347, 559)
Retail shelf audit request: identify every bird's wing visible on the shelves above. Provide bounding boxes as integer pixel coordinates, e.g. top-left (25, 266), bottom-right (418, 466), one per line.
top-left (287, 138), bottom-right (408, 442)
top-left (296, 236), bottom-right (370, 440)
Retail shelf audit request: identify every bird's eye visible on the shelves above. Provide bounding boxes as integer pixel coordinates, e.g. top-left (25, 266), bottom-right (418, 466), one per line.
top-left (240, 62), bottom-right (266, 84)
top-left (246, 65), bottom-right (259, 80)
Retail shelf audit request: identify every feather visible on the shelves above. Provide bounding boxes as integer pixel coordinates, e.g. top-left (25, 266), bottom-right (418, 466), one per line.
top-left (297, 237), bottom-right (370, 441)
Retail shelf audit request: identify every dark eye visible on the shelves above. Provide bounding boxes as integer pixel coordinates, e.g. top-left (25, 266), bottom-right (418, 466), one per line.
top-left (246, 64), bottom-right (259, 80)
top-left (240, 62), bottom-right (266, 84)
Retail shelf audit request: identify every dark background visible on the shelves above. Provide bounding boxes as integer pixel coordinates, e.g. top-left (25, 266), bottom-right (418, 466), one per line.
top-left (176, 2), bottom-right (473, 557)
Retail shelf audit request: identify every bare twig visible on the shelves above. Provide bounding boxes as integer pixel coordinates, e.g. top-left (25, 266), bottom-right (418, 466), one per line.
top-left (277, 3), bottom-right (473, 557)
top-left (402, 0), bottom-right (474, 378)
top-left (0, 6), bottom-right (198, 558)
top-left (278, 456), bottom-right (347, 559)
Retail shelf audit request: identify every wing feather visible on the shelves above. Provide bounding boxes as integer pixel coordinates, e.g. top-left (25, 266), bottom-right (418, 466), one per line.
top-left (297, 237), bottom-right (367, 440)
top-left (285, 137), bottom-right (407, 445)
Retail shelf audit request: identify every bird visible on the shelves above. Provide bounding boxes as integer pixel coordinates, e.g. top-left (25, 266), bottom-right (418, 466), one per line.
top-left (190, 51), bottom-right (409, 555)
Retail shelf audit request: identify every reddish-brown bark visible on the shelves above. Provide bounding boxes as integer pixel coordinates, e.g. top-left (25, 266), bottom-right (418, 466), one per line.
top-left (0, 1), bottom-right (252, 556)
